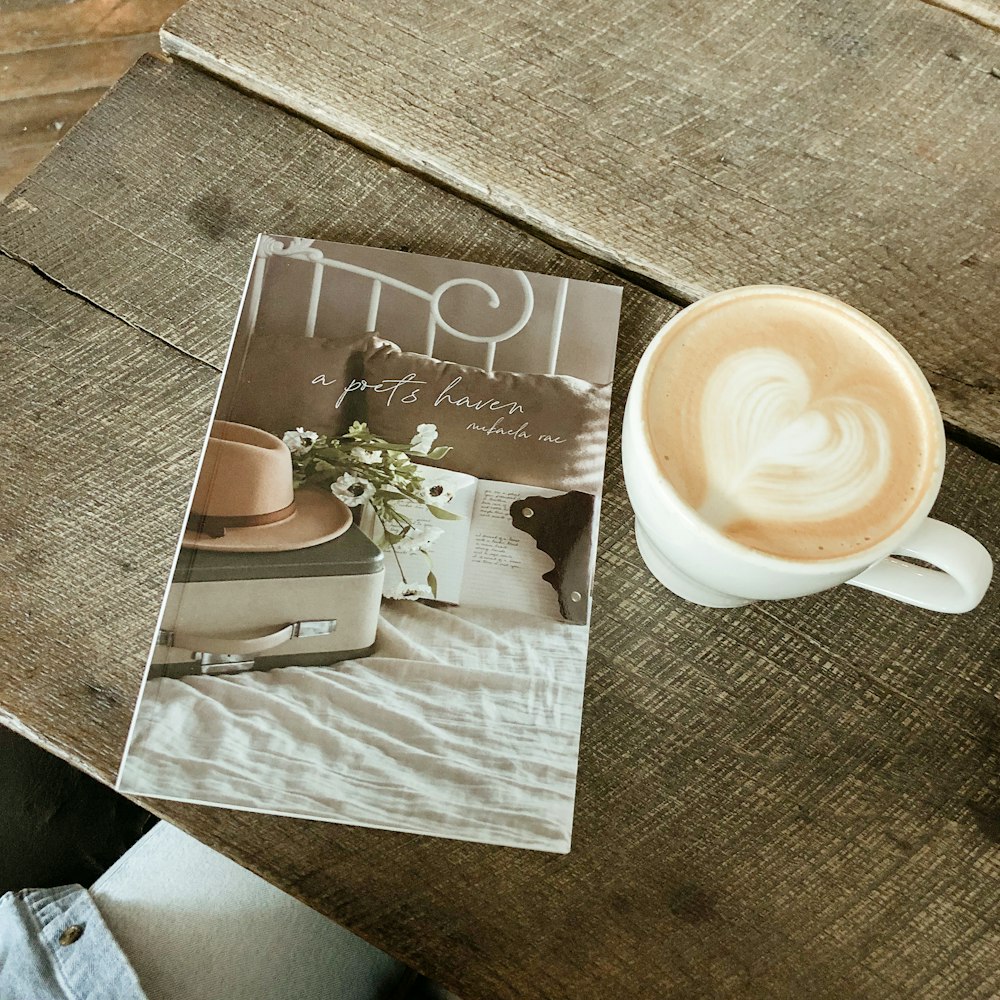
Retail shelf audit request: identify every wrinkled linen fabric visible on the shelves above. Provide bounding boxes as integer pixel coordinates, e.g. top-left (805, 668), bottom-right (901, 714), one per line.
top-left (0, 885), bottom-right (148, 1000)
top-left (119, 603), bottom-right (588, 852)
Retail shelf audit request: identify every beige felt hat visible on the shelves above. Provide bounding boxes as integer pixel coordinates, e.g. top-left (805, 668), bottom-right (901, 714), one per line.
top-left (182, 421), bottom-right (352, 552)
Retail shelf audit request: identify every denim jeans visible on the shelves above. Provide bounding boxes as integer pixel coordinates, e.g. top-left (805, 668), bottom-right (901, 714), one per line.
top-left (0, 885), bottom-right (147, 1000)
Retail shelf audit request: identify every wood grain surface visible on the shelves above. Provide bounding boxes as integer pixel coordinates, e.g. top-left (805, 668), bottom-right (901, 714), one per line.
top-left (161, 0), bottom-right (1000, 449)
top-left (3, 57), bottom-right (1000, 1000)
top-left (0, 36), bottom-right (160, 102)
top-left (0, 0), bottom-right (182, 50)
top-left (0, 89), bottom-right (106, 147)
top-left (0, 90), bottom-right (106, 198)
top-left (0, 143), bottom-right (51, 203)
top-left (0, 0), bottom-right (183, 198)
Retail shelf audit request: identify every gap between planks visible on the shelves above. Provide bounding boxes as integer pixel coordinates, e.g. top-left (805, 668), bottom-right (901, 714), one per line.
top-left (0, 246), bottom-right (220, 370)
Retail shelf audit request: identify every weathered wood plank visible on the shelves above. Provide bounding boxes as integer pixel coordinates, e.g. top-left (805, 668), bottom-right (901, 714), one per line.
top-left (0, 34), bottom-right (159, 100)
top-left (0, 141), bottom-right (50, 200)
top-left (2, 59), bottom-right (999, 1000)
top-left (0, 88), bottom-right (105, 149)
top-left (0, 255), bottom-right (214, 772)
top-left (1, 0), bottom-right (83, 10)
top-left (0, 0), bottom-right (181, 197)
top-left (162, 0), bottom-right (1000, 447)
top-left (0, 0), bottom-right (182, 52)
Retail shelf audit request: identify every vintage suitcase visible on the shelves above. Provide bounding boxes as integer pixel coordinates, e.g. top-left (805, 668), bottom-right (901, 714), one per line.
top-left (150, 525), bottom-right (384, 678)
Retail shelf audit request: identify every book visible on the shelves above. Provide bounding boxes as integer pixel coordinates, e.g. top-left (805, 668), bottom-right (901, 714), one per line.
top-left (117, 235), bottom-right (621, 854)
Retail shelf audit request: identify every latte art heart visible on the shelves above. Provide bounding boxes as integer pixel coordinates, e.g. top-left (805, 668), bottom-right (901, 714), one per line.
top-left (697, 349), bottom-right (892, 528)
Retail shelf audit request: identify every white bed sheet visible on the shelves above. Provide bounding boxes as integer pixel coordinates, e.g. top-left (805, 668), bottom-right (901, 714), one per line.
top-left (118, 601), bottom-right (588, 853)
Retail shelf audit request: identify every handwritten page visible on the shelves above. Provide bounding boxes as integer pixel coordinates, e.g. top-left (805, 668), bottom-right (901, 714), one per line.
top-left (460, 480), bottom-right (562, 619)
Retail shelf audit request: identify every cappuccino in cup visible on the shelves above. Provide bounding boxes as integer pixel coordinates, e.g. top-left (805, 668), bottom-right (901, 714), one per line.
top-left (644, 288), bottom-right (939, 561)
top-left (622, 286), bottom-right (992, 612)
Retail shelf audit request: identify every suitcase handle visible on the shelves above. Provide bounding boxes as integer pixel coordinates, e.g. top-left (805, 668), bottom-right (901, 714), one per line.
top-left (158, 620), bottom-right (337, 656)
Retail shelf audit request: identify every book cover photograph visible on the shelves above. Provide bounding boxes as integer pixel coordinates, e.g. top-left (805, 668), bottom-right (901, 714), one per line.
top-left (117, 236), bottom-right (622, 853)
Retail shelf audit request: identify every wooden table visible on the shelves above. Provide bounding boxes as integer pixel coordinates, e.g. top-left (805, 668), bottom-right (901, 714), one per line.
top-left (2, 1), bottom-right (999, 996)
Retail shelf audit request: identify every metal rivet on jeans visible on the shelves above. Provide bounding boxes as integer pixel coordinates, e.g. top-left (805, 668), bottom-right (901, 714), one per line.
top-left (59, 925), bottom-right (84, 946)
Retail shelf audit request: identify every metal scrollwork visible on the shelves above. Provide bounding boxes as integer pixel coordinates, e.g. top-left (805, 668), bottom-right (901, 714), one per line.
top-left (246, 236), bottom-right (546, 370)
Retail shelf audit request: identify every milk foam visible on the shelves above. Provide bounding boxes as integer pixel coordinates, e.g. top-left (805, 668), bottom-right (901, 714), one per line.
top-left (643, 290), bottom-right (938, 561)
top-left (698, 347), bottom-right (892, 526)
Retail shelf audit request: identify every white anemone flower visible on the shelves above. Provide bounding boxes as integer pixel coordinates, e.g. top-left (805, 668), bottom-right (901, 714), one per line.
top-left (412, 524), bottom-right (443, 551)
top-left (421, 481), bottom-right (454, 506)
top-left (409, 423), bottom-right (438, 455)
top-left (283, 427), bottom-right (319, 455)
top-left (351, 447), bottom-right (383, 465)
top-left (330, 472), bottom-right (375, 507)
top-left (384, 581), bottom-right (433, 601)
top-left (394, 524), bottom-right (444, 554)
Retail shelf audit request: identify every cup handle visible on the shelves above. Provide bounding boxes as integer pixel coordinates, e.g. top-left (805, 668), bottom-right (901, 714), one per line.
top-left (845, 518), bottom-right (993, 613)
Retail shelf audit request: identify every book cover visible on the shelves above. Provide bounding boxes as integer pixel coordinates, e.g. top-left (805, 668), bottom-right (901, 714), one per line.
top-left (117, 236), bottom-right (621, 853)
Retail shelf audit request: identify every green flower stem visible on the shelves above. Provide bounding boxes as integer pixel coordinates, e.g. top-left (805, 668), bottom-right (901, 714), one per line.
top-left (373, 504), bottom-right (408, 584)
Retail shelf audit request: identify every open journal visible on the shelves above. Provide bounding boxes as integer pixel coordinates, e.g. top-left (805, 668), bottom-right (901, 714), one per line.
top-left (360, 467), bottom-right (563, 620)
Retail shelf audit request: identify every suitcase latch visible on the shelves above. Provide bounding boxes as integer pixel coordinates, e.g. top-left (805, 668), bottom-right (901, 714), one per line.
top-left (293, 619), bottom-right (337, 638)
top-left (193, 652), bottom-right (257, 674)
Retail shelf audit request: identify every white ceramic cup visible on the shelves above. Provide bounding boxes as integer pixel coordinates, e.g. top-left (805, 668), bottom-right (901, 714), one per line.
top-left (622, 286), bottom-right (993, 613)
